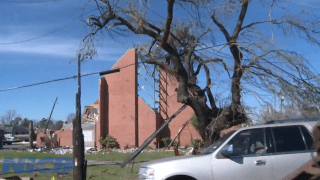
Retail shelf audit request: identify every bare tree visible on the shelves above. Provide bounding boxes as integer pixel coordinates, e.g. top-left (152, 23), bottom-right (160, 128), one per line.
top-left (259, 103), bottom-right (319, 123)
top-left (1, 110), bottom-right (17, 125)
top-left (80, 0), bottom-right (320, 146)
top-left (12, 117), bottom-right (22, 126)
top-left (66, 113), bottom-right (76, 123)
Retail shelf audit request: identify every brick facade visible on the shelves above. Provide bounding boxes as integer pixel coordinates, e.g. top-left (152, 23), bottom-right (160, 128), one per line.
top-left (103, 48), bottom-right (138, 147)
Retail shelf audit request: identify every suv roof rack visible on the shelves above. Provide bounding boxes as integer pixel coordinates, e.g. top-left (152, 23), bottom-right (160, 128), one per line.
top-left (265, 118), bottom-right (320, 124)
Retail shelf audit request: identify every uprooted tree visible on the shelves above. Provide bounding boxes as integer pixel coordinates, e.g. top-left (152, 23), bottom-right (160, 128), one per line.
top-left (79, 0), bottom-right (320, 147)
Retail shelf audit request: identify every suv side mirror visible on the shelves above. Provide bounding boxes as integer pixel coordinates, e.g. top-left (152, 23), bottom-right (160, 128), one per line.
top-left (221, 145), bottom-right (234, 157)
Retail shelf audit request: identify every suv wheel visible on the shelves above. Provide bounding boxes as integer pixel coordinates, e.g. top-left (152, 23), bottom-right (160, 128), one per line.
top-left (166, 175), bottom-right (196, 180)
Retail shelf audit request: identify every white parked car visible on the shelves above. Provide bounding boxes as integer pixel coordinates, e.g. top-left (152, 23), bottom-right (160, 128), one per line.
top-left (139, 119), bottom-right (317, 180)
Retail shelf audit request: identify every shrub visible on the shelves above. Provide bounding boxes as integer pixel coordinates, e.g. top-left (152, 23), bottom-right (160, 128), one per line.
top-left (161, 137), bottom-right (180, 148)
top-left (161, 137), bottom-right (172, 148)
top-left (184, 144), bottom-right (190, 149)
top-left (99, 135), bottom-right (119, 149)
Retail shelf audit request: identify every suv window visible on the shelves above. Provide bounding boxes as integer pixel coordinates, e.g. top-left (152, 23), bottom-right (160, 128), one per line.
top-left (271, 126), bottom-right (306, 153)
top-left (225, 128), bottom-right (266, 156)
top-left (300, 126), bottom-right (314, 150)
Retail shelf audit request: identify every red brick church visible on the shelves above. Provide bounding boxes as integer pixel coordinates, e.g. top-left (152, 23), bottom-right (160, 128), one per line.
top-left (37, 48), bottom-right (201, 149)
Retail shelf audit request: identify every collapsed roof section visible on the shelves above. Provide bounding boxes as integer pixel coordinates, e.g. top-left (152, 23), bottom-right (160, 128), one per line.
top-left (82, 104), bottom-right (99, 124)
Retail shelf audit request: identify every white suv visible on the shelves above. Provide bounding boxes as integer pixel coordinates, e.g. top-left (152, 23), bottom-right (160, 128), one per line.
top-left (139, 119), bottom-right (317, 180)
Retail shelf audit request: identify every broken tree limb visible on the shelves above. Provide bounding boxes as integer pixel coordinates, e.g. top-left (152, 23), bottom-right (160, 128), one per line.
top-left (167, 120), bottom-right (190, 150)
top-left (120, 104), bottom-right (188, 168)
top-left (45, 97), bottom-right (58, 134)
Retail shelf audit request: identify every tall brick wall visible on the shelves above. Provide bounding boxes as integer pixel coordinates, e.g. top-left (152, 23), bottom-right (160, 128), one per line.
top-left (96, 78), bottom-right (108, 149)
top-left (138, 97), bottom-right (158, 148)
top-left (103, 48), bottom-right (138, 148)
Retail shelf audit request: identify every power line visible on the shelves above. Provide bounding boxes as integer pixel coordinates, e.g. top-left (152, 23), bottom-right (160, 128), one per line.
top-left (0, 23), bottom-right (72, 45)
top-left (0, 8), bottom-right (98, 45)
top-left (0, 63), bottom-right (135, 92)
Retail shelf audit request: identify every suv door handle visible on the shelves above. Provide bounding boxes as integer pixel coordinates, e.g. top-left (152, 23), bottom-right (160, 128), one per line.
top-left (255, 160), bottom-right (266, 166)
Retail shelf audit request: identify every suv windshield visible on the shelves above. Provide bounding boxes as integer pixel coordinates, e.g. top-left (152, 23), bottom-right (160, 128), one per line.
top-left (201, 131), bottom-right (236, 155)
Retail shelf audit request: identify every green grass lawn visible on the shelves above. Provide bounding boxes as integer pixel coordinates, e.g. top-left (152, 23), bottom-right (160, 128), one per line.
top-left (0, 149), bottom-right (186, 179)
top-left (0, 149), bottom-right (185, 162)
top-left (86, 150), bottom-right (185, 162)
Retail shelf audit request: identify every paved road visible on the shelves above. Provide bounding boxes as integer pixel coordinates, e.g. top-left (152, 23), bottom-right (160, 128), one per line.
top-left (0, 144), bottom-right (29, 153)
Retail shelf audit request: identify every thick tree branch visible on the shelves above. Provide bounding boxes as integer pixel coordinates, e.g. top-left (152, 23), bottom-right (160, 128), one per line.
top-left (141, 19), bottom-right (163, 34)
top-left (194, 63), bottom-right (202, 76)
top-left (231, 1), bottom-right (249, 39)
top-left (185, 44), bottom-right (195, 79)
top-left (211, 12), bottom-right (230, 41)
top-left (148, 40), bottom-right (157, 55)
top-left (116, 16), bottom-right (162, 41)
top-left (161, 0), bottom-right (175, 47)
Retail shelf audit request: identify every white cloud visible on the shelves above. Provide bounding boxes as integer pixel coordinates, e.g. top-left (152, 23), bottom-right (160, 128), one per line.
top-left (2, 42), bottom-right (76, 58)
top-left (0, 32), bottom-right (128, 60)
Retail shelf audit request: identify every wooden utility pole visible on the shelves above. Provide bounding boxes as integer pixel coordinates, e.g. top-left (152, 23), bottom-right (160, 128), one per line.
top-left (29, 121), bottom-right (35, 149)
top-left (121, 104), bottom-right (188, 168)
top-left (73, 54), bottom-right (86, 180)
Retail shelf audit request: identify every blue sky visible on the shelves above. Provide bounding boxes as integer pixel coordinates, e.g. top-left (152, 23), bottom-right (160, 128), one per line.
top-left (0, 0), bottom-right (320, 122)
